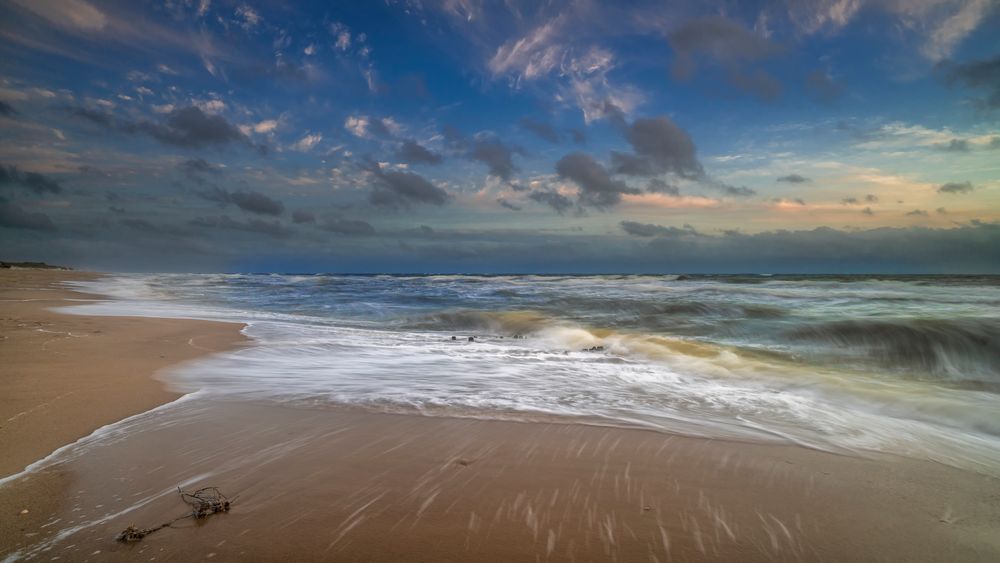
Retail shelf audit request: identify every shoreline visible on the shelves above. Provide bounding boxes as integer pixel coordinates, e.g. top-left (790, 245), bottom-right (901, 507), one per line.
top-left (0, 269), bottom-right (248, 479)
top-left (1, 270), bottom-right (999, 561)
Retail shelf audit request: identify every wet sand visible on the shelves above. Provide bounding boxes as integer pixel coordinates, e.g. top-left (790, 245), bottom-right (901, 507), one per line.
top-left (2, 270), bottom-right (999, 562)
top-left (0, 269), bottom-right (247, 479)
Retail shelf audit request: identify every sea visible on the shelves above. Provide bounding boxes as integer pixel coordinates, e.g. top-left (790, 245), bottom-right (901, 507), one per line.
top-left (57, 273), bottom-right (1000, 476)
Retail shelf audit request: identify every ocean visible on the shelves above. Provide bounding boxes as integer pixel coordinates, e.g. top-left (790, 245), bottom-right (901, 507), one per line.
top-left (66, 273), bottom-right (1000, 475)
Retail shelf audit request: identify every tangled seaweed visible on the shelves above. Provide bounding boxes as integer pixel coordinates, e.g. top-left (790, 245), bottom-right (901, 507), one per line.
top-left (116, 486), bottom-right (232, 543)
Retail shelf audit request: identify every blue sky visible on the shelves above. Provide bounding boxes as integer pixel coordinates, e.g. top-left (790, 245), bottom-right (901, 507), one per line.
top-left (1, 0), bottom-right (998, 272)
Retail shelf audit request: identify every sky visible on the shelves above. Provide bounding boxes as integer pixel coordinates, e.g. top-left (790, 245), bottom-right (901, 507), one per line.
top-left (1, 0), bottom-right (998, 273)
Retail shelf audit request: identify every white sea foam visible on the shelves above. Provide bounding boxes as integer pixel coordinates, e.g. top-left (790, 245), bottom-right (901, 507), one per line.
top-left (52, 274), bottom-right (1000, 476)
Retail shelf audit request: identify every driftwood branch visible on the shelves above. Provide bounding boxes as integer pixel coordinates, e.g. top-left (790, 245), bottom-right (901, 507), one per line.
top-left (116, 486), bottom-right (232, 543)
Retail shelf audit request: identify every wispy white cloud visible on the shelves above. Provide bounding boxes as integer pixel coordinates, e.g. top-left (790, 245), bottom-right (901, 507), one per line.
top-left (292, 132), bottom-right (322, 152)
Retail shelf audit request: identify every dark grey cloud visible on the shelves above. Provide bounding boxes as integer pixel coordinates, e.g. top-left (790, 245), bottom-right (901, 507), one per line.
top-left (189, 215), bottom-right (290, 238)
top-left (120, 218), bottom-right (188, 236)
top-left (369, 166), bottom-right (450, 208)
top-left (939, 55), bottom-right (1000, 111)
top-left (620, 221), bottom-right (699, 238)
top-left (937, 207), bottom-right (948, 214)
top-left (196, 187), bottom-right (284, 215)
top-left (938, 181), bottom-right (974, 194)
top-left (865, 194), bottom-right (879, 203)
top-left (647, 178), bottom-right (680, 196)
top-left (628, 222), bottom-right (1000, 273)
top-left (229, 190), bottom-right (285, 216)
top-left (528, 189), bottom-right (573, 214)
top-left (556, 152), bottom-right (638, 208)
top-left (109, 206), bottom-right (126, 214)
top-left (397, 140), bottom-right (443, 165)
top-left (470, 138), bottom-right (519, 180)
top-left (182, 158), bottom-right (222, 175)
top-left (291, 210), bottom-right (315, 224)
top-left (71, 106), bottom-right (265, 153)
top-left (0, 101), bottom-right (17, 116)
top-left (805, 69), bottom-right (844, 104)
top-left (497, 197), bottom-right (522, 211)
top-left (0, 164), bottom-right (63, 194)
top-left (941, 139), bottom-right (970, 152)
top-left (668, 16), bottom-right (784, 102)
top-left (0, 198), bottom-right (56, 231)
top-left (861, 207), bottom-right (874, 215)
top-left (569, 128), bottom-right (586, 144)
top-left (611, 117), bottom-right (703, 179)
top-left (842, 197), bottom-right (860, 205)
top-left (719, 183), bottom-right (756, 197)
top-left (906, 209), bottom-right (928, 217)
top-left (322, 218), bottom-right (376, 236)
top-left (519, 118), bottom-right (559, 144)
top-left (991, 136), bottom-right (1000, 149)
top-left (776, 173), bottom-right (810, 183)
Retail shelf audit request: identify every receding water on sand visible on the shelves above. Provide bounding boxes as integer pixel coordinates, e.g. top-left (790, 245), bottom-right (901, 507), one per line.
top-left (57, 273), bottom-right (1000, 476)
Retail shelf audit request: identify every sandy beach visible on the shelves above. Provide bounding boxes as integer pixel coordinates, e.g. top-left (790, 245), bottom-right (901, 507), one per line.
top-left (2, 270), bottom-right (999, 562)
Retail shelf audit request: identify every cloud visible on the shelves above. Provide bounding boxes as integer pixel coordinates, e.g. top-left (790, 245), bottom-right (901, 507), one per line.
top-left (939, 54), bottom-right (1000, 110)
top-left (861, 206), bottom-right (874, 215)
top-left (235, 4), bottom-right (262, 30)
top-left (938, 181), bottom-right (974, 194)
top-left (611, 117), bottom-right (703, 179)
top-left (368, 166), bottom-right (450, 208)
top-left (182, 158), bottom-right (221, 176)
top-left (120, 218), bottom-right (187, 236)
top-left (805, 69), bottom-right (844, 104)
top-left (488, 19), bottom-right (563, 81)
top-left (620, 221), bottom-right (700, 238)
top-left (528, 189), bottom-right (573, 214)
top-left (0, 164), bottom-right (62, 194)
top-left (646, 178), bottom-right (680, 196)
top-left (229, 190), bottom-right (284, 216)
top-left (397, 140), bottom-right (442, 165)
top-left (787, 1), bottom-right (989, 62)
top-left (291, 210), bottom-right (315, 224)
top-left (842, 197), bottom-right (860, 205)
top-left (71, 106), bottom-right (263, 152)
top-left (941, 138), bottom-right (970, 151)
top-left (292, 132), bottom-right (322, 152)
top-left (9, 0), bottom-right (107, 31)
top-left (718, 183), bottom-right (756, 197)
top-left (556, 152), bottom-right (638, 208)
top-left (519, 117), bottom-right (559, 143)
top-left (627, 222), bottom-right (1000, 273)
top-left (906, 209), bottom-right (929, 217)
top-left (330, 22), bottom-right (351, 51)
top-left (322, 218), bottom-right (376, 235)
top-left (197, 187), bottom-right (285, 216)
top-left (470, 138), bottom-right (518, 180)
top-left (569, 128), bottom-right (586, 144)
top-left (497, 198), bottom-right (522, 211)
top-left (189, 215), bottom-right (289, 238)
top-left (344, 115), bottom-right (400, 139)
top-left (0, 101), bottom-right (17, 116)
top-left (0, 197), bottom-right (56, 231)
top-left (776, 173), bottom-right (810, 183)
top-left (252, 119), bottom-right (279, 134)
top-left (668, 16), bottom-right (784, 101)
top-left (865, 194), bottom-right (879, 203)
